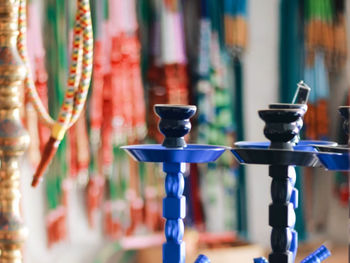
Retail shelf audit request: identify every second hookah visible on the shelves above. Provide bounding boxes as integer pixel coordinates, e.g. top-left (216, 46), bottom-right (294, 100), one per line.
top-left (232, 83), bottom-right (333, 263)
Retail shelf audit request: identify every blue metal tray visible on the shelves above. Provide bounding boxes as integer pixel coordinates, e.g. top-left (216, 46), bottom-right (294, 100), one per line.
top-left (235, 140), bottom-right (336, 152)
top-left (231, 140), bottom-right (336, 167)
top-left (312, 143), bottom-right (349, 171)
top-left (317, 152), bottom-right (349, 171)
top-left (231, 148), bottom-right (319, 167)
top-left (122, 144), bottom-right (227, 163)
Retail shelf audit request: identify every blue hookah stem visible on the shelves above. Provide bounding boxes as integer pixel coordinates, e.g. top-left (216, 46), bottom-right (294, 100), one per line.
top-left (163, 162), bottom-right (186, 263)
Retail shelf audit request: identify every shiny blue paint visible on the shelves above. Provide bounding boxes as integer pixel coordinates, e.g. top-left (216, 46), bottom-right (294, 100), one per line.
top-left (122, 144), bottom-right (227, 163)
top-left (290, 230), bottom-right (298, 262)
top-left (290, 188), bottom-right (298, 209)
top-left (194, 255), bottom-right (210, 263)
top-left (289, 166), bottom-right (298, 261)
top-left (300, 245), bottom-right (331, 263)
top-left (317, 152), bottom-right (350, 171)
top-left (254, 258), bottom-right (269, 263)
top-left (123, 146), bottom-right (226, 263)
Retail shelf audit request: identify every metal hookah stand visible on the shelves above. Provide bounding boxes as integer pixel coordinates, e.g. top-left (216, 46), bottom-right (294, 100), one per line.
top-left (231, 83), bottom-right (333, 263)
top-left (122, 104), bottom-right (226, 263)
top-left (0, 1), bottom-right (30, 262)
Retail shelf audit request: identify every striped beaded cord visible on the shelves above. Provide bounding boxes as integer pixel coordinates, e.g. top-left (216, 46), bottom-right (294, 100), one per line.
top-left (16, 0), bottom-right (94, 187)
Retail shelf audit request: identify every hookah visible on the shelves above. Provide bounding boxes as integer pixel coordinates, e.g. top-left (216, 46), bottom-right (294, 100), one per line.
top-left (123, 104), bottom-right (227, 263)
top-left (230, 82), bottom-right (334, 263)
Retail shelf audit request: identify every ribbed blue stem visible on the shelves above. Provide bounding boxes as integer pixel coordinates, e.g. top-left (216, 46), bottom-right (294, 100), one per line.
top-left (162, 163), bottom-right (186, 263)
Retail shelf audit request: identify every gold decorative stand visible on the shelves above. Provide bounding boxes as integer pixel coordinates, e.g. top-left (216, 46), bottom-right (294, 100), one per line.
top-left (0, 0), bottom-right (29, 262)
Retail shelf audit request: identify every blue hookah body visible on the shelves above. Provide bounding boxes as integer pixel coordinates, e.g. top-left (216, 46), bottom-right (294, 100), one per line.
top-left (123, 105), bottom-right (226, 263)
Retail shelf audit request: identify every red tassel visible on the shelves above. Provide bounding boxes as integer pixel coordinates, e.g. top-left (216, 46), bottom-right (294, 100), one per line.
top-left (86, 176), bottom-right (105, 228)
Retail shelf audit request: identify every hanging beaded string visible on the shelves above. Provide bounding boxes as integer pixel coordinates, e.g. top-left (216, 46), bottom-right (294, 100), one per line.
top-left (17, 0), bottom-right (54, 127)
top-left (17, 0), bottom-right (93, 187)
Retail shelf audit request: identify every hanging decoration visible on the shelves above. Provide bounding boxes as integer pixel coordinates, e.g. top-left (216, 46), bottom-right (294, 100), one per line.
top-left (147, 0), bottom-right (189, 143)
top-left (84, 0), bottom-right (151, 237)
top-left (23, 0), bottom-right (252, 247)
top-left (85, 0), bottom-right (108, 229)
top-left (22, 0), bottom-right (94, 187)
top-left (280, 0), bottom-right (348, 239)
top-left (21, 0), bottom-right (93, 246)
top-left (305, 0), bottom-right (347, 70)
top-left (24, 0), bottom-right (50, 167)
top-left (195, 0), bottom-right (235, 233)
top-left (224, 0), bottom-right (248, 53)
top-left (223, 0), bottom-right (248, 235)
top-left (41, 0), bottom-right (70, 247)
top-left (303, 0), bottom-right (348, 210)
top-left (304, 0), bottom-right (348, 140)
top-left (171, 0), bottom-right (249, 234)
top-left (105, 0), bottom-right (146, 238)
top-left (303, 52), bottom-right (330, 140)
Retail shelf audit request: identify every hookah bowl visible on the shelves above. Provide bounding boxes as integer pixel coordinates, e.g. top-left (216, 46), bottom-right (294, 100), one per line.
top-left (235, 103), bottom-right (335, 155)
top-left (231, 103), bottom-right (322, 263)
top-left (122, 104), bottom-right (226, 263)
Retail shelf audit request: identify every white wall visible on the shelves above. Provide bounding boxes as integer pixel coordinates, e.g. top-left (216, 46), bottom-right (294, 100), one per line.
top-left (243, 0), bottom-right (279, 247)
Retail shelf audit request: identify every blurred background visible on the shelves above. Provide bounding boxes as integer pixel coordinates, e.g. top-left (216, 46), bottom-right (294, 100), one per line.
top-left (20, 0), bottom-right (349, 262)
